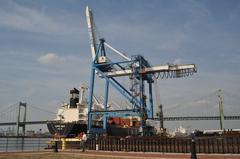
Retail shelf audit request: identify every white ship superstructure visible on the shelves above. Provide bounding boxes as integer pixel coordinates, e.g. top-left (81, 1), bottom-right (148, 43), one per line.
top-left (55, 85), bottom-right (104, 123)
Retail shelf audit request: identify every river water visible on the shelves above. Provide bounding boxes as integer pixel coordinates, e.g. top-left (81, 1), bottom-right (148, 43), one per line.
top-left (0, 137), bottom-right (51, 152)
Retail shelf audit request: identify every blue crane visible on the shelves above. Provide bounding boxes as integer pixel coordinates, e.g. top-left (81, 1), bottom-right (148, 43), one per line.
top-left (85, 6), bottom-right (197, 135)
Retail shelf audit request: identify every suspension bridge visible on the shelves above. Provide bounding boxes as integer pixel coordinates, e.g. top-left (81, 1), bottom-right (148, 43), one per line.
top-left (0, 90), bottom-right (239, 136)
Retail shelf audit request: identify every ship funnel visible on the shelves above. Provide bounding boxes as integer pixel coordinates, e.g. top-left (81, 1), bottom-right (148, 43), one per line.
top-left (70, 88), bottom-right (79, 108)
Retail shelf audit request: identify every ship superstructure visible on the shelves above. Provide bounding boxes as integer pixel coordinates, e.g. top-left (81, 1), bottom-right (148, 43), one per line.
top-left (47, 85), bottom-right (141, 137)
top-left (55, 87), bottom-right (88, 123)
top-left (47, 85), bottom-right (96, 137)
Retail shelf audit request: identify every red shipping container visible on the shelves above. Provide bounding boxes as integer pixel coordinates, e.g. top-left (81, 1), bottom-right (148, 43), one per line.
top-left (112, 117), bottom-right (121, 125)
top-left (120, 118), bottom-right (130, 127)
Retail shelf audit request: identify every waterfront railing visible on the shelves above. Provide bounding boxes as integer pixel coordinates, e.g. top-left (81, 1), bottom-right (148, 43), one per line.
top-left (0, 136), bottom-right (240, 154)
top-left (0, 137), bottom-right (51, 152)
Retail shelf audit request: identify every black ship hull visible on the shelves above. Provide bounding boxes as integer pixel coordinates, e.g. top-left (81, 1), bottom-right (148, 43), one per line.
top-left (47, 122), bottom-right (87, 137)
top-left (47, 122), bottom-right (139, 137)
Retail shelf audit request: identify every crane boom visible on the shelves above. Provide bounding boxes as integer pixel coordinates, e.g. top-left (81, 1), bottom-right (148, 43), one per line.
top-left (86, 6), bottom-right (97, 61)
top-left (105, 64), bottom-right (196, 77)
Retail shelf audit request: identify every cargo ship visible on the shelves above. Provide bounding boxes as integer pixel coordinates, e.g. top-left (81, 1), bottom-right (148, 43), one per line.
top-left (47, 85), bottom-right (141, 137)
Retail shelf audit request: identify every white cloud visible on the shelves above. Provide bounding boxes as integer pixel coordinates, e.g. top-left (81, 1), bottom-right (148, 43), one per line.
top-left (37, 53), bottom-right (65, 65)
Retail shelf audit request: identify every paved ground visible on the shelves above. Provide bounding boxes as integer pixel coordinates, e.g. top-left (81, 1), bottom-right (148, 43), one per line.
top-left (0, 151), bottom-right (240, 159)
top-left (68, 151), bottom-right (240, 159)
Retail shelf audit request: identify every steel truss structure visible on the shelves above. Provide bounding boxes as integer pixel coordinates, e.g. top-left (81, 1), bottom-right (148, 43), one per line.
top-left (86, 6), bottom-right (197, 135)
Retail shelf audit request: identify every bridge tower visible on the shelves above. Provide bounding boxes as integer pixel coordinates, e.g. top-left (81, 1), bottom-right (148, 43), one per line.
top-left (218, 90), bottom-right (224, 130)
top-left (16, 102), bottom-right (27, 136)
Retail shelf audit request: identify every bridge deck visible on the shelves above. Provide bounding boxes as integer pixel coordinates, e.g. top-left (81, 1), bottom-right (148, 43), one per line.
top-left (0, 116), bottom-right (239, 126)
top-left (0, 120), bottom-right (57, 126)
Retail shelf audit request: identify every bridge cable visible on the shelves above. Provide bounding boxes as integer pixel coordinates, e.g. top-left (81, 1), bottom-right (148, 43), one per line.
top-left (164, 91), bottom-right (217, 112)
top-left (27, 104), bottom-right (56, 115)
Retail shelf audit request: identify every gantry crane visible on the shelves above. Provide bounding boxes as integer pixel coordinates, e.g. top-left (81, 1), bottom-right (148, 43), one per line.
top-left (85, 6), bottom-right (197, 135)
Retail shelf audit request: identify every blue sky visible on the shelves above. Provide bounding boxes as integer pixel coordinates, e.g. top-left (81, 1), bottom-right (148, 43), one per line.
top-left (0, 0), bottom-right (239, 131)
